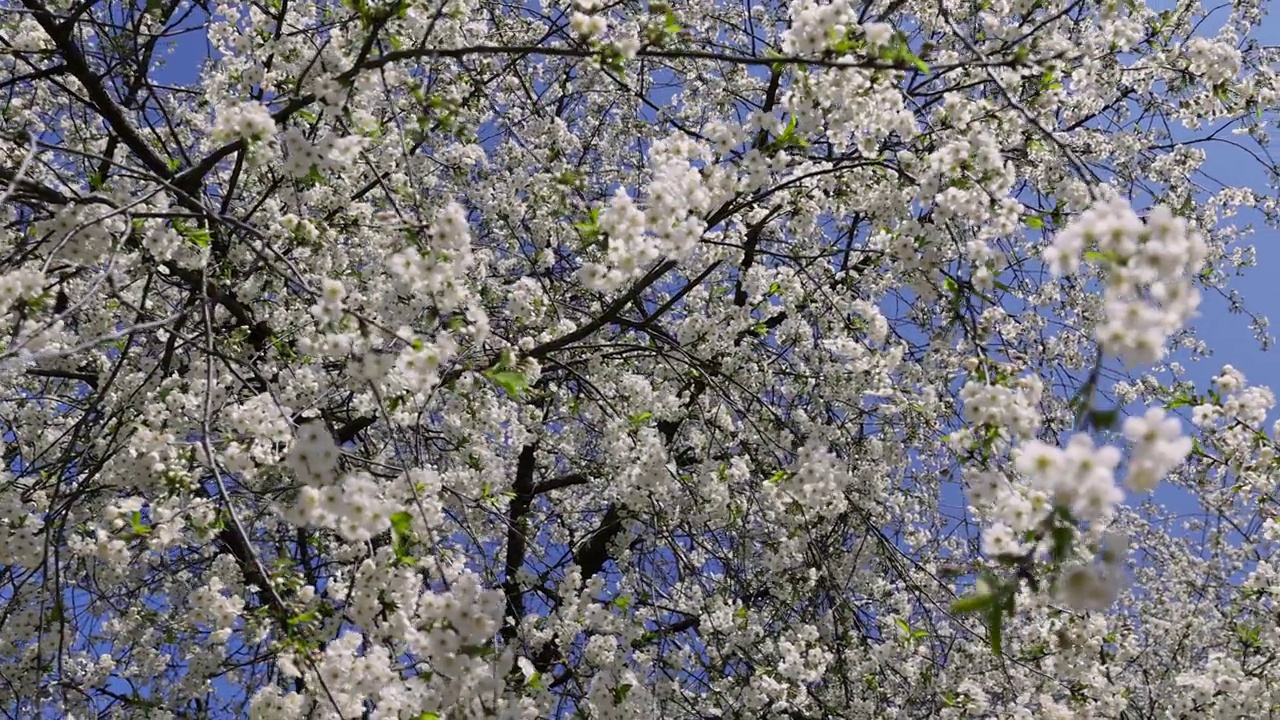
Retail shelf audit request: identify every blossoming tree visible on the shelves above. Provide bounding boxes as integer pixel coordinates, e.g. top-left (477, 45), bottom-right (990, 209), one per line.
top-left (2, 0), bottom-right (1280, 715)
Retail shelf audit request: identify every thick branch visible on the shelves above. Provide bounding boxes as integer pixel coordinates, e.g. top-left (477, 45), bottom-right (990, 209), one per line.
top-left (500, 444), bottom-right (538, 643)
top-left (20, 0), bottom-right (174, 181)
top-left (529, 260), bottom-right (677, 359)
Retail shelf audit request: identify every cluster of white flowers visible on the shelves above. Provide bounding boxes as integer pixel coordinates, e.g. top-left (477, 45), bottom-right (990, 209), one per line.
top-left (385, 203), bottom-right (478, 314)
top-left (188, 576), bottom-right (246, 632)
top-left (35, 204), bottom-right (121, 265)
top-left (138, 220), bottom-right (206, 267)
top-left (0, 16), bottom-right (49, 52)
top-left (287, 422), bottom-right (340, 486)
top-left (0, 269), bottom-right (45, 308)
top-left (1185, 36), bottom-right (1243, 86)
top-left (781, 0), bottom-right (853, 55)
top-left (1014, 433), bottom-right (1125, 522)
top-left (282, 129), bottom-right (368, 179)
top-left (1044, 198), bottom-right (1206, 366)
top-left (310, 278), bottom-right (346, 324)
top-left (579, 135), bottom-right (714, 291)
top-left (1058, 532), bottom-right (1128, 611)
top-left (956, 373), bottom-right (1044, 444)
top-left (920, 130), bottom-right (1016, 206)
top-left (391, 332), bottom-right (457, 396)
top-left (569, 4), bottom-right (607, 38)
top-left (251, 563), bottom-right (505, 719)
top-left (0, 495), bottom-right (44, 567)
top-left (1173, 654), bottom-right (1258, 717)
top-left (1121, 408), bottom-right (1194, 492)
top-left (773, 439), bottom-right (854, 518)
top-left (293, 471), bottom-right (394, 542)
top-left (210, 102), bottom-right (276, 144)
top-left (225, 393), bottom-right (293, 445)
top-left (1188, 365), bottom-right (1280, 493)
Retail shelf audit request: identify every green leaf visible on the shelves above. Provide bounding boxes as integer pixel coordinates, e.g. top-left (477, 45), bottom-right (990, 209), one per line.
top-left (459, 643), bottom-right (496, 658)
top-left (628, 411), bottom-right (653, 427)
top-left (770, 116), bottom-right (809, 150)
top-left (763, 48), bottom-right (787, 73)
top-left (390, 511), bottom-right (415, 564)
top-left (554, 170), bottom-right (584, 187)
top-left (663, 9), bottom-right (681, 33)
top-left (987, 603), bottom-right (1004, 655)
top-left (1024, 215), bottom-right (1044, 229)
top-left (390, 511), bottom-right (412, 536)
top-left (186, 228), bottom-right (211, 248)
top-left (1050, 524), bottom-right (1074, 562)
top-left (905, 50), bottom-right (930, 73)
top-left (883, 40), bottom-right (930, 73)
top-left (288, 610), bottom-right (318, 626)
top-left (484, 369), bottom-right (528, 399)
top-left (1238, 623), bottom-right (1262, 648)
top-left (130, 510), bottom-right (150, 536)
top-left (1088, 408), bottom-right (1119, 431)
top-left (894, 616), bottom-right (911, 636)
top-left (613, 683), bottom-right (633, 704)
top-left (574, 208), bottom-right (601, 246)
top-left (951, 592), bottom-right (997, 614)
top-left (415, 713), bottom-right (440, 720)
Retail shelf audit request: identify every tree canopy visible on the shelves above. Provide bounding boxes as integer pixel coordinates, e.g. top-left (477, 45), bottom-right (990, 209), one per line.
top-left (2, 0), bottom-right (1280, 716)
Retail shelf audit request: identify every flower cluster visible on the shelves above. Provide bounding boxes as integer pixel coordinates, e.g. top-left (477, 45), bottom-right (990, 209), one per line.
top-left (1121, 408), bottom-right (1193, 492)
top-left (1013, 433), bottom-right (1125, 522)
top-left (292, 471), bottom-right (393, 542)
top-left (1044, 198), bottom-right (1206, 366)
top-left (569, 2), bottom-right (607, 39)
top-left (385, 203), bottom-right (478, 314)
top-left (956, 372), bottom-right (1044, 445)
top-left (0, 269), bottom-right (44, 309)
top-left (579, 135), bottom-right (714, 292)
top-left (772, 439), bottom-right (855, 518)
top-left (282, 128), bottom-right (368, 179)
top-left (210, 102), bottom-right (276, 144)
top-left (287, 422), bottom-right (341, 486)
top-left (1185, 36), bottom-right (1243, 86)
top-left (1057, 532), bottom-right (1128, 611)
top-left (310, 278), bottom-right (347, 324)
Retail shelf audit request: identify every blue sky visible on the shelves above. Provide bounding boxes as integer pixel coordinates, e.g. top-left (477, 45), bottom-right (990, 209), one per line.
top-left (1169, 6), bottom-right (1280, 390)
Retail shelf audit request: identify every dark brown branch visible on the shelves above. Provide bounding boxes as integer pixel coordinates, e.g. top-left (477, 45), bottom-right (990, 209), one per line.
top-left (529, 260), bottom-right (677, 359)
top-left (573, 504), bottom-right (623, 582)
top-left (19, 0), bottom-right (175, 182)
top-left (532, 473), bottom-right (588, 495)
top-left (500, 444), bottom-right (538, 643)
top-left (25, 368), bottom-right (98, 388)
